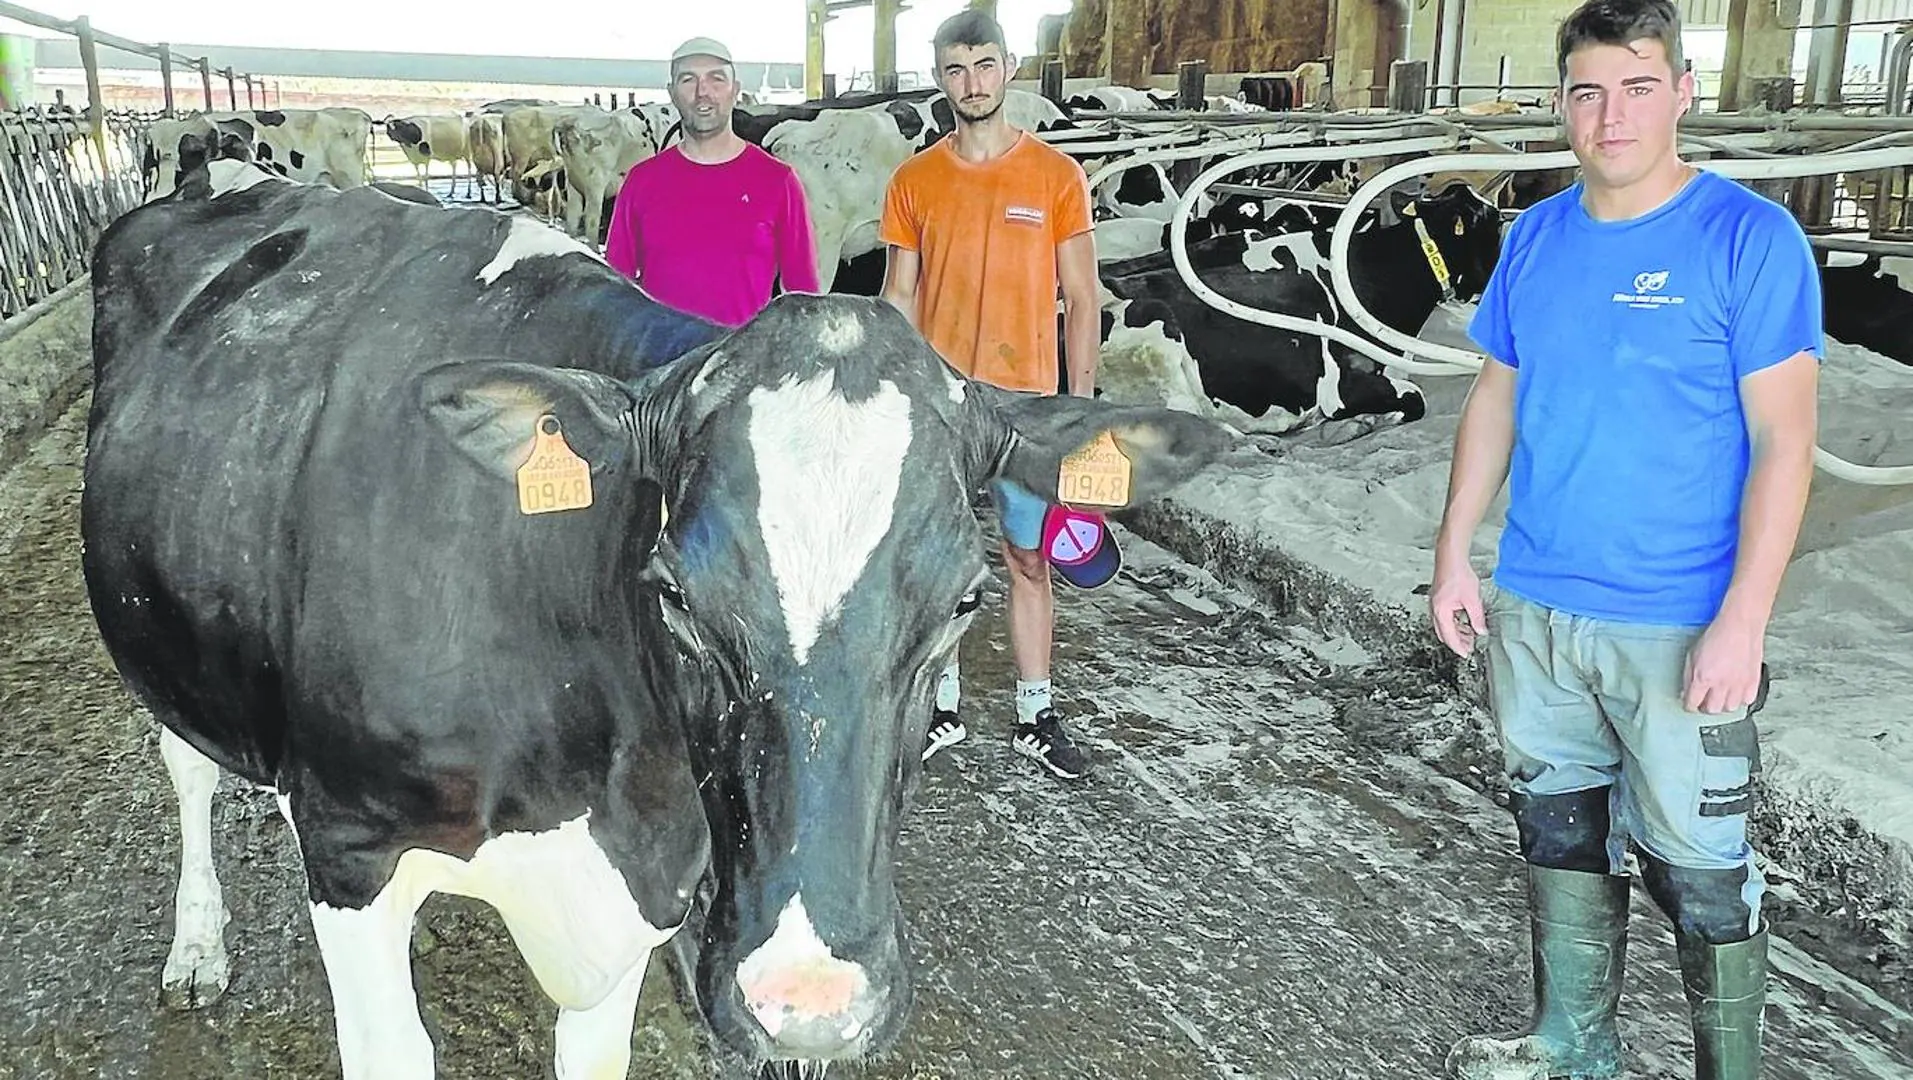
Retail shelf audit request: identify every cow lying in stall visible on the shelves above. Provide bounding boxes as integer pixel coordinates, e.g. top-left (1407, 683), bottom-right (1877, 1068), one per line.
top-left (84, 157), bottom-right (1232, 1080)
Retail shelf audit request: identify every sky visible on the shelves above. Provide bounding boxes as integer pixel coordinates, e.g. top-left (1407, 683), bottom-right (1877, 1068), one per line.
top-left (1, 0), bottom-right (1077, 80)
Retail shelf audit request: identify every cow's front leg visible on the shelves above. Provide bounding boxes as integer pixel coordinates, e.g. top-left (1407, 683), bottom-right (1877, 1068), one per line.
top-left (159, 726), bottom-right (231, 1008)
top-left (554, 951), bottom-right (653, 1080)
top-left (307, 875), bottom-right (436, 1079)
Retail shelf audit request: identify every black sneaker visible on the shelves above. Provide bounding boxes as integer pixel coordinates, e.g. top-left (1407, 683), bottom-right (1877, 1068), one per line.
top-left (1011, 708), bottom-right (1091, 780)
top-left (922, 708), bottom-right (967, 762)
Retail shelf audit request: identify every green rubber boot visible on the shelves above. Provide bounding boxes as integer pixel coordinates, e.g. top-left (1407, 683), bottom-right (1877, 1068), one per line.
top-left (1676, 927), bottom-right (1768, 1080)
top-left (1446, 865), bottom-right (1632, 1080)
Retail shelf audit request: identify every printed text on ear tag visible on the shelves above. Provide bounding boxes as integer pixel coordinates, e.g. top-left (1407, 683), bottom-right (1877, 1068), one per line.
top-left (1057, 429), bottom-right (1132, 508)
top-left (517, 414), bottom-right (594, 515)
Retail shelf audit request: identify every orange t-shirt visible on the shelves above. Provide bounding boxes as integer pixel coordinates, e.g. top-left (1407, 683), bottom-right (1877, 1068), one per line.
top-left (879, 132), bottom-right (1092, 394)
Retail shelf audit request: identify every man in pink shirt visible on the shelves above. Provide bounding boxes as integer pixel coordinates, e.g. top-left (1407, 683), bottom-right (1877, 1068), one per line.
top-left (605, 37), bottom-right (822, 327)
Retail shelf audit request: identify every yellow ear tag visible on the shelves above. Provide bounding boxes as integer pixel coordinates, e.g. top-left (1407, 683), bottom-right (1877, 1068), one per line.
top-left (1057, 429), bottom-right (1133, 508)
top-left (516, 414), bottom-right (594, 515)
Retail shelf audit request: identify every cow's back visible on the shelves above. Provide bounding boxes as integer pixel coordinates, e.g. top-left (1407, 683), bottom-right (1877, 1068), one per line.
top-left (84, 180), bottom-right (719, 785)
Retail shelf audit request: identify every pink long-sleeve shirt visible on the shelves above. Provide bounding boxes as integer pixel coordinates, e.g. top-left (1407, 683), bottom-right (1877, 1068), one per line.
top-left (604, 144), bottom-right (822, 328)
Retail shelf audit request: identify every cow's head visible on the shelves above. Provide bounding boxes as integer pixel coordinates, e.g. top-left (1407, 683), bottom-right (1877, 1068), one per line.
top-left (417, 293), bottom-right (1231, 1069)
top-left (1389, 181), bottom-right (1504, 301)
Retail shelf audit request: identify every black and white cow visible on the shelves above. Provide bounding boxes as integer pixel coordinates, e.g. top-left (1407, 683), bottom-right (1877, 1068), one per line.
top-left (1095, 181), bottom-right (1505, 432)
top-left (82, 161), bottom-right (1230, 1078)
top-left (1819, 253), bottom-right (1913, 366)
top-left (143, 109), bottom-right (372, 199)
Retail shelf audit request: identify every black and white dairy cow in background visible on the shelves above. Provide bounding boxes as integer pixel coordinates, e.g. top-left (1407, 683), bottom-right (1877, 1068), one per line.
top-left (83, 160), bottom-right (1231, 1079)
top-left (733, 87), bottom-right (1074, 290)
top-left (1093, 180), bottom-right (1505, 434)
top-left (142, 108), bottom-right (372, 199)
top-left (382, 112), bottom-right (470, 193)
top-left (1818, 251), bottom-right (1913, 366)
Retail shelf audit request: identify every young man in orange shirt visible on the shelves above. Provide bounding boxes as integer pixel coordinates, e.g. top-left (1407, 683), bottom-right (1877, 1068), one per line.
top-left (878, 9), bottom-right (1103, 781)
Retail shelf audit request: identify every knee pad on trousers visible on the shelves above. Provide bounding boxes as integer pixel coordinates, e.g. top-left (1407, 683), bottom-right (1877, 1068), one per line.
top-left (1638, 849), bottom-right (1760, 945)
top-left (1511, 787), bottom-right (1612, 875)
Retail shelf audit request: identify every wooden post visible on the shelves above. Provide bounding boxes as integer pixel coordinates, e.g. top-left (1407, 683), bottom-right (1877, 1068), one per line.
top-left (199, 61), bottom-right (213, 110)
top-left (1388, 59), bottom-right (1427, 112)
top-left (1718, 0), bottom-right (1750, 111)
top-left (73, 16), bottom-right (107, 167)
top-left (245, 75), bottom-right (256, 110)
top-left (874, 0), bottom-right (901, 95)
top-left (222, 68), bottom-right (236, 110)
top-left (158, 43), bottom-right (175, 117)
top-left (1041, 58), bottom-right (1064, 106)
top-left (1177, 59), bottom-right (1207, 109)
top-left (823, 73), bottom-right (837, 100)
top-left (805, 0), bottom-right (828, 101)
top-left (1173, 60), bottom-right (1208, 191)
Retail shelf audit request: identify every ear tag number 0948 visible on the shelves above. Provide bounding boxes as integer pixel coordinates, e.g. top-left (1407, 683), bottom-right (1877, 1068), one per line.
top-left (1057, 429), bottom-right (1132, 508)
top-left (517, 414), bottom-right (593, 515)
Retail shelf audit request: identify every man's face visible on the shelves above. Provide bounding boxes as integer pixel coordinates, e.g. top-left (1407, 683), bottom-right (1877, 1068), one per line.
top-left (1560, 37), bottom-right (1693, 191)
top-left (671, 56), bottom-right (738, 137)
top-left (935, 43), bottom-right (1009, 124)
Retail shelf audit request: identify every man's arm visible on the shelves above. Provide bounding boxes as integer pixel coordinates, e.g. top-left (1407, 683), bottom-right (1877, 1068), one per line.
top-left (880, 245), bottom-right (922, 327)
top-left (603, 170), bottom-right (642, 279)
top-left (1429, 356), bottom-right (1518, 657)
top-left (1056, 231), bottom-right (1100, 398)
top-left (1683, 350), bottom-right (1818, 712)
top-left (777, 170), bottom-right (823, 295)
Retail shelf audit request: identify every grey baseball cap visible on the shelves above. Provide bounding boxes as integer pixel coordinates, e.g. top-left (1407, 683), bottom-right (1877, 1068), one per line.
top-left (671, 37), bottom-right (733, 64)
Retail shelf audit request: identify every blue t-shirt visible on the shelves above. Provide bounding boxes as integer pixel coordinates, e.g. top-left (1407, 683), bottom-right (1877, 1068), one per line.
top-left (1468, 170), bottom-right (1823, 625)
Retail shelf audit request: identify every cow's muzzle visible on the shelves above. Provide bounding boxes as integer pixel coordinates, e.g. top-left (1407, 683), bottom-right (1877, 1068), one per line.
top-left (720, 893), bottom-right (902, 1060)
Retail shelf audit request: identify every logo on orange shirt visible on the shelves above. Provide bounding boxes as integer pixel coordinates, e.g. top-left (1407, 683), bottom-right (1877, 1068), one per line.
top-left (1005, 205), bottom-right (1045, 226)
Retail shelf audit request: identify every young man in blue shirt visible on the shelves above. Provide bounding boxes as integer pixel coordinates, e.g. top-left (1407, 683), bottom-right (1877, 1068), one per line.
top-left (1429, 1), bottom-right (1821, 1077)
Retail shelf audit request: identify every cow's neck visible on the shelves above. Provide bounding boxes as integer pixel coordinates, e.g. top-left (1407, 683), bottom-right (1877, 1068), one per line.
top-left (1347, 223), bottom-right (1449, 333)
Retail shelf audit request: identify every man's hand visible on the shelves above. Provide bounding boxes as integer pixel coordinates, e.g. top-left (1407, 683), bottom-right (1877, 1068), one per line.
top-left (1683, 612), bottom-right (1766, 714)
top-left (1430, 555), bottom-right (1487, 658)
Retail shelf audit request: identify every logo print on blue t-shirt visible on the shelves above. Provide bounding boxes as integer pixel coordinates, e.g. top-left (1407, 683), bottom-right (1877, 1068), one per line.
top-left (1614, 269), bottom-right (1684, 309)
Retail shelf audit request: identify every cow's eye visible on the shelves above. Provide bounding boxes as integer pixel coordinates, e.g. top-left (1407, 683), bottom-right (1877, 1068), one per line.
top-left (954, 587), bottom-right (982, 618)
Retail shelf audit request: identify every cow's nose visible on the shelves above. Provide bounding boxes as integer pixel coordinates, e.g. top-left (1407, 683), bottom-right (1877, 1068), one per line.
top-left (738, 955), bottom-right (881, 1054)
top-left (734, 894), bottom-right (882, 1056)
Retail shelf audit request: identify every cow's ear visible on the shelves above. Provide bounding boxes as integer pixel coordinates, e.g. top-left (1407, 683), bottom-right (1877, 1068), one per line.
top-left (967, 384), bottom-right (1235, 508)
top-left (416, 361), bottom-right (636, 481)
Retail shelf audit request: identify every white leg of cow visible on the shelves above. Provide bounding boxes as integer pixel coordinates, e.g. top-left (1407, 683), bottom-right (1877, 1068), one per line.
top-left (158, 725), bottom-right (232, 1008)
top-left (552, 951), bottom-right (652, 1080)
top-left (308, 881), bottom-right (436, 1079)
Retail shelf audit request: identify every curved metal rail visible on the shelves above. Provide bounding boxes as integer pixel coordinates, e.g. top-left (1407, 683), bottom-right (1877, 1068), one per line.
top-left (1159, 136), bottom-right (1470, 375)
top-left (1161, 142), bottom-right (1913, 485)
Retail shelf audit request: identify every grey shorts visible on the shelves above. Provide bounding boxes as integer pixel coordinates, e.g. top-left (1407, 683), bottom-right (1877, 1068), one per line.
top-left (1481, 581), bottom-right (1767, 917)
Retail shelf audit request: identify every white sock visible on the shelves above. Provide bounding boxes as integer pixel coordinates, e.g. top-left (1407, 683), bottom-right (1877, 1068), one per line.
top-left (936, 660), bottom-right (961, 713)
top-left (1015, 678), bottom-right (1051, 725)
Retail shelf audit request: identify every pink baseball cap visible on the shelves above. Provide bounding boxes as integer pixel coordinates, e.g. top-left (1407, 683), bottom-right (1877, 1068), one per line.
top-left (1041, 505), bottom-right (1123, 589)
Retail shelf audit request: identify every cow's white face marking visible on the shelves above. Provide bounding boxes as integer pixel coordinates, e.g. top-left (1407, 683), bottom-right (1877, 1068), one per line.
top-left (477, 215), bottom-right (602, 286)
top-left (815, 311), bottom-right (864, 353)
top-left (735, 892), bottom-right (870, 1041)
top-left (747, 370), bottom-right (912, 665)
top-left (205, 158), bottom-right (283, 199)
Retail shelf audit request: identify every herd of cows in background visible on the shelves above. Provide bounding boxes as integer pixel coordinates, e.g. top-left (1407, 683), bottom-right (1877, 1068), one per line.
top-left (136, 85), bottom-right (1913, 445)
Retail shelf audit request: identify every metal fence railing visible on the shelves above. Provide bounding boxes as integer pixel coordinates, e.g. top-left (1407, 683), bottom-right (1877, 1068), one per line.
top-left (0, 106), bottom-right (153, 320)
